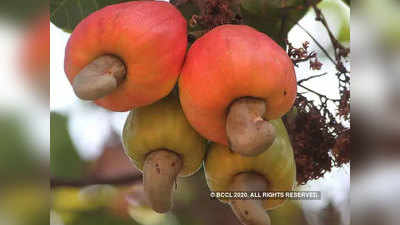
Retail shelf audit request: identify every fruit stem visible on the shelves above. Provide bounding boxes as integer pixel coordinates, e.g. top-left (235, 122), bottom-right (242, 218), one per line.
top-left (143, 150), bottom-right (182, 213)
top-left (72, 55), bottom-right (126, 100)
top-left (226, 97), bottom-right (276, 156)
top-left (230, 173), bottom-right (271, 225)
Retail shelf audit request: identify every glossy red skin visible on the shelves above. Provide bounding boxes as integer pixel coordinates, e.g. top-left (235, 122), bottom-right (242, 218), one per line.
top-left (179, 25), bottom-right (296, 146)
top-left (65, 1), bottom-right (187, 111)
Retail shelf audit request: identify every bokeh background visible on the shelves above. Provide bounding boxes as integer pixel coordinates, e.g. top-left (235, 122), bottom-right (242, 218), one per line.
top-left (0, 1), bottom-right (49, 225)
top-left (0, 0), bottom-right (397, 224)
top-left (351, 0), bottom-right (400, 225)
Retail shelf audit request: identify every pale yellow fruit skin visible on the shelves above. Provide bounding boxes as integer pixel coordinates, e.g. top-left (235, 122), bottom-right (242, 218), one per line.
top-left (123, 95), bottom-right (206, 177)
top-left (204, 119), bottom-right (296, 210)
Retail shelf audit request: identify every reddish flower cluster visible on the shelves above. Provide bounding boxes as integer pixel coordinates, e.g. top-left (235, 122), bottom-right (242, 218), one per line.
top-left (332, 129), bottom-right (350, 166)
top-left (338, 89), bottom-right (350, 120)
top-left (287, 40), bottom-right (323, 70)
top-left (189, 0), bottom-right (241, 30)
top-left (284, 95), bottom-right (336, 184)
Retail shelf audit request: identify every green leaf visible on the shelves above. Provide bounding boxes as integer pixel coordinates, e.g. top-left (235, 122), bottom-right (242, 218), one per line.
top-left (50, 0), bottom-right (136, 32)
top-left (318, 0), bottom-right (350, 43)
top-left (51, 112), bottom-right (86, 179)
top-left (240, 0), bottom-right (309, 47)
top-left (337, 19), bottom-right (350, 43)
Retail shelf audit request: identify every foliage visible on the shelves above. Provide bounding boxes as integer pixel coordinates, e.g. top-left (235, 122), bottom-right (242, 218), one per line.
top-left (51, 112), bottom-right (86, 179)
top-left (0, 114), bottom-right (38, 181)
top-left (50, 0), bottom-right (138, 32)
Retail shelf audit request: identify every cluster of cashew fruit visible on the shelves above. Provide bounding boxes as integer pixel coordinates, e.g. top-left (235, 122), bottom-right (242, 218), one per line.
top-left (64, 1), bottom-right (297, 225)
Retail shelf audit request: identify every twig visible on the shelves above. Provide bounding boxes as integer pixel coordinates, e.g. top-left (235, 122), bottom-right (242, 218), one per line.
top-left (307, 0), bottom-right (350, 73)
top-left (310, 2), bottom-right (347, 53)
top-left (50, 174), bottom-right (142, 188)
top-left (297, 72), bottom-right (328, 84)
top-left (292, 53), bottom-right (316, 64)
top-left (286, 39), bottom-right (323, 70)
top-left (296, 23), bottom-right (336, 66)
top-left (298, 83), bottom-right (340, 102)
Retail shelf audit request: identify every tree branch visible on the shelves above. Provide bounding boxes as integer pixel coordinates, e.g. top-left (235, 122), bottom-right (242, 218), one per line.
top-left (307, 0), bottom-right (350, 73)
top-left (297, 72), bottom-right (328, 84)
top-left (296, 23), bottom-right (336, 66)
top-left (298, 83), bottom-right (340, 102)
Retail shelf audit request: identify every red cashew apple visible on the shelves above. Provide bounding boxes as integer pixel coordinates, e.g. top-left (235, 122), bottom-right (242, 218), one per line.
top-left (64, 1), bottom-right (187, 111)
top-left (179, 25), bottom-right (297, 156)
